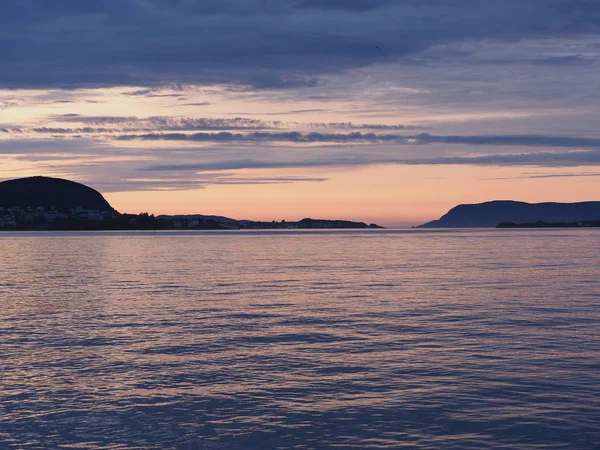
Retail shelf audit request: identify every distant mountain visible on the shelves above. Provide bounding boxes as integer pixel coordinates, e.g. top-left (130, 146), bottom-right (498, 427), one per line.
top-left (157, 214), bottom-right (383, 229)
top-left (0, 176), bottom-right (382, 230)
top-left (417, 201), bottom-right (600, 228)
top-left (0, 176), bottom-right (116, 212)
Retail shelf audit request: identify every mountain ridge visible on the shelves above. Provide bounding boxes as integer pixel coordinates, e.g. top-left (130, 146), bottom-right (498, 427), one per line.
top-left (417, 200), bottom-right (600, 228)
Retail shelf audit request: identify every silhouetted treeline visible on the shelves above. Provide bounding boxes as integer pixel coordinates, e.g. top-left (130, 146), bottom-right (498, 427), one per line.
top-left (497, 220), bottom-right (600, 228)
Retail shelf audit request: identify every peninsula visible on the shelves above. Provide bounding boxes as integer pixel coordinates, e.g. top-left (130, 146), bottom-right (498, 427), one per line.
top-left (0, 176), bottom-right (382, 230)
top-left (417, 200), bottom-right (600, 228)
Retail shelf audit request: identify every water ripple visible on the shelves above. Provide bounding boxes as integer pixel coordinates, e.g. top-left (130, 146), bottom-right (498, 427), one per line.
top-left (1, 230), bottom-right (599, 449)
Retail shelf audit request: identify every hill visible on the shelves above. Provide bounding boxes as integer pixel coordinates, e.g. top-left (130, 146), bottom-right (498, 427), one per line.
top-left (0, 176), bottom-right (382, 230)
top-left (157, 215), bottom-right (383, 229)
top-left (0, 176), bottom-right (116, 212)
top-left (417, 201), bottom-right (600, 228)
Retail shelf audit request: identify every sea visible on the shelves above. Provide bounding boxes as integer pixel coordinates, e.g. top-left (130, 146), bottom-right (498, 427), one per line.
top-left (1, 229), bottom-right (599, 449)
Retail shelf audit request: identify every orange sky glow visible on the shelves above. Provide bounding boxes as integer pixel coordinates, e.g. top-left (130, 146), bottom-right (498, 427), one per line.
top-left (2, 36), bottom-right (600, 227)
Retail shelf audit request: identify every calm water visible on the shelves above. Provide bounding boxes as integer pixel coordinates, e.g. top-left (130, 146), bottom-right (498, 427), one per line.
top-left (1, 229), bottom-right (599, 449)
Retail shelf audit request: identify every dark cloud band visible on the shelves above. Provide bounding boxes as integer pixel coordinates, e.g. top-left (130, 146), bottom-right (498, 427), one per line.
top-left (112, 131), bottom-right (600, 148)
top-left (1, 0), bottom-right (599, 89)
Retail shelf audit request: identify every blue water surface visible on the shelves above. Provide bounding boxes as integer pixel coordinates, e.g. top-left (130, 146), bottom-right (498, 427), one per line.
top-left (1, 229), bottom-right (599, 449)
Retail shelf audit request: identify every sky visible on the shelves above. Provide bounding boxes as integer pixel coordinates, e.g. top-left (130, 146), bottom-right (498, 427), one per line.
top-left (2, 0), bottom-right (600, 227)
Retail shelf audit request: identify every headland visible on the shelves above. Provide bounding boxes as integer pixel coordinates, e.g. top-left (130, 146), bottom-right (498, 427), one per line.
top-left (0, 176), bottom-right (383, 230)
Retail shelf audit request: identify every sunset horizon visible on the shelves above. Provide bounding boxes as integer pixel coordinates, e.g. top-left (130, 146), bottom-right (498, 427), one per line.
top-left (2, 2), bottom-right (600, 449)
top-left (3, 1), bottom-right (600, 227)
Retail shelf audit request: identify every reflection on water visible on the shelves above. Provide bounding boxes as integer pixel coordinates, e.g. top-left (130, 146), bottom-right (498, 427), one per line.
top-left (1, 230), bottom-right (599, 449)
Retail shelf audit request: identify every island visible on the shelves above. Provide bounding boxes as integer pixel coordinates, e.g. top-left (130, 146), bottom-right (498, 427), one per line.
top-left (0, 176), bottom-right (383, 230)
top-left (416, 200), bottom-right (600, 228)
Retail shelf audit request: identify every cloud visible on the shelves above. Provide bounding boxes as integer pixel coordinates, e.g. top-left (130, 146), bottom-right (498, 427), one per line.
top-left (88, 175), bottom-right (328, 193)
top-left (2, 0), bottom-right (600, 89)
top-left (111, 130), bottom-right (600, 148)
top-left (21, 116), bottom-right (600, 152)
top-left (139, 148), bottom-right (600, 173)
top-left (5, 132), bottom-right (600, 197)
top-left (308, 122), bottom-right (420, 130)
top-left (524, 172), bottom-right (600, 178)
top-left (406, 150), bottom-right (600, 167)
top-left (0, 101), bottom-right (18, 109)
top-left (139, 149), bottom-right (600, 173)
top-left (414, 133), bottom-right (600, 148)
top-left (291, 0), bottom-right (392, 12)
top-left (124, 89), bottom-right (172, 97)
top-left (32, 127), bottom-right (113, 134)
top-left (252, 109), bottom-right (330, 115)
top-left (0, 138), bottom-right (110, 155)
top-left (482, 172), bottom-right (600, 180)
top-left (42, 115), bottom-right (420, 133)
top-left (52, 115), bottom-right (279, 131)
top-left (531, 54), bottom-right (594, 66)
top-left (141, 158), bottom-right (382, 172)
top-left (116, 131), bottom-right (407, 143)
top-left (179, 102), bottom-right (212, 106)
